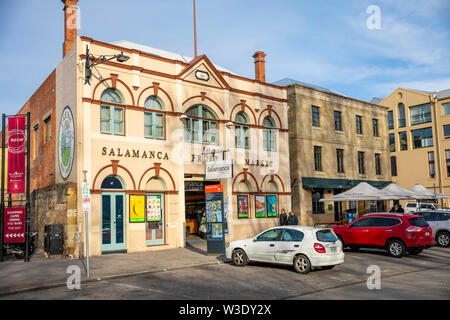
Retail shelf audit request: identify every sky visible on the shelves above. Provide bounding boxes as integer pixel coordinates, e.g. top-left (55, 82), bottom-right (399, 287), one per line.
top-left (0, 0), bottom-right (449, 115)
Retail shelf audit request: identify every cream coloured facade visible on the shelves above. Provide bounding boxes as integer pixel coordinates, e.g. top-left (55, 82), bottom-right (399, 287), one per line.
top-left (57, 36), bottom-right (292, 256)
top-left (379, 88), bottom-right (450, 206)
top-left (286, 82), bottom-right (391, 226)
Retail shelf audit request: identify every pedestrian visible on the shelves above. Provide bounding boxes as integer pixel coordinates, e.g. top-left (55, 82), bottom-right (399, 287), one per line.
top-left (397, 204), bottom-right (404, 213)
top-left (287, 211), bottom-right (298, 225)
top-left (279, 208), bottom-right (288, 226)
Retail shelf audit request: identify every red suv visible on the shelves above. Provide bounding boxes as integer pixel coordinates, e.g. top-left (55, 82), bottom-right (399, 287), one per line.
top-left (332, 213), bottom-right (434, 258)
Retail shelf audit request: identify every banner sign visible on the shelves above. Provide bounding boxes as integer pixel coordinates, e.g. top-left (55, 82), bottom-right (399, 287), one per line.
top-left (237, 195), bottom-right (249, 219)
top-left (7, 116), bottom-right (26, 194)
top-left (130, 195), bottom-right (145, 223)
top-left (205, 184), bottom-right (225, 254)
top-left (266, 195), bottom-right (278, 217)
top-left (205, 160), bottom-right (233, 180)
top-left (4, 207), bottom-right (26, 243)
top-left (146, 195), bottom-right (162, 222)
top-left (255, 195), bottom-right (266, 218)
top-left (82, 182), bottom-right (91, 213)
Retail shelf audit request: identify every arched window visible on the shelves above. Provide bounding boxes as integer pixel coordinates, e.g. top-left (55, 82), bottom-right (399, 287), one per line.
top-left (235, 111), bottom-right (249, 148)
top-left (100, 88), bottom-right (124, 135)
top-left (101, 175), bottom-right (124, 190)
top-left (398, 103), bottom-right (406, 128)
top-left (144, 96), bottom-right (165, 139)
top-left (184, 105), bottom-right (218, 145)
top-left (263, 116), bottom-right (276, 151)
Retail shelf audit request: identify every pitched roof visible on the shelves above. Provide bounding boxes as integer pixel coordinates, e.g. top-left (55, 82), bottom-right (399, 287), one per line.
top-left (112, 40), bottom-right (235, 74)
top-left (273, 78), bottom-right (346, 96)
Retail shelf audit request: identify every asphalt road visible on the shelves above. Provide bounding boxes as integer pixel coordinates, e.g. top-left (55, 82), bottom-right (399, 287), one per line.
top-left (1, 246), bottom-right (449, 300)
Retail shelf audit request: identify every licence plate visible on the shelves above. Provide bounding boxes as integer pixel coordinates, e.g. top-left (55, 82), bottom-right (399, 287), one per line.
top-left (425, 231), bottom-right (430, 236)
top-left (330, 247), bottom-right (337, 253)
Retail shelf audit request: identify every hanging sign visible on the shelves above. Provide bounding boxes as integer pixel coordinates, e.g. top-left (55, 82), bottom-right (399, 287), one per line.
top-left (146, 195), bottom-right (162, 222)
top-left (7, 116), bottom-right (26, 194)
top-left (4, 207), bottom-right (26, 243)
top-left (130, 195), bottom-right (145, 223)
top-left (205, 161), bottom-right (233, 180)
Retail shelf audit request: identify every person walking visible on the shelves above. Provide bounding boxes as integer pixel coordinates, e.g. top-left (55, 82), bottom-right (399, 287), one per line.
top-left (279, 208), bottom-right (288, 226)
top-left (287, 211), bottom-right (298, 225)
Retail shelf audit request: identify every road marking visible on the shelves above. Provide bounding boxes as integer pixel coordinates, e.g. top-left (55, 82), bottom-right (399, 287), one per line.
top-left (103, 280), bottom-right (197, 300)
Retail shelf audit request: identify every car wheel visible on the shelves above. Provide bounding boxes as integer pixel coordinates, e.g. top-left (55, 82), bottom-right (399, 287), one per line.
top-left (388, 239), bottom-right (406, 258)
top-left (321, 265), bottom-right (335, 270)
top-left (408, 248), bottom-right (423, 255)
top-left (436, 231), bottom-right (450, 247)
top-left (293, 255), bottom-right (311, 274)
top-left (232, 249), bottom-right (248, 267)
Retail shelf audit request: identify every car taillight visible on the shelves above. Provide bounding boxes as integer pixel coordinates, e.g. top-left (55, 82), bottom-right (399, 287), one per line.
top-left (406, 226), bottom-right (422, 232)
top-left (314, 243), bottom-right (326, 253)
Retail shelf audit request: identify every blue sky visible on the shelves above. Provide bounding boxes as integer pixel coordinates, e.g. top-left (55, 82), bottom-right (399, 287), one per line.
top-left (0, 0), bottom-right (449, 115)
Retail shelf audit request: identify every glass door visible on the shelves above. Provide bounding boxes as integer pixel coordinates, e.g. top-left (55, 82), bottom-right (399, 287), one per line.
top-left (101, 193), bottom-right (126, 252)
top-left (146, 193), bottom-right (165, 246)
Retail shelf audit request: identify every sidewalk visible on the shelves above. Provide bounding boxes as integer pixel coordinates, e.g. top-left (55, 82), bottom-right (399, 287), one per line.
top-left (0, 241), bottom-right (228, 296)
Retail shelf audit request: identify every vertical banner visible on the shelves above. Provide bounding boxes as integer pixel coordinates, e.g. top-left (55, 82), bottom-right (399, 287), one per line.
top-left (7, 116), bottom-right (26, 194)
top-left (255, 195), bottom-right (266, 218)
top-left (4, 207), bottom-right (26, 243)
top-left (237, 194), bottom-right (249, 218)
top-left (205, 184), bottom-right (225, 254)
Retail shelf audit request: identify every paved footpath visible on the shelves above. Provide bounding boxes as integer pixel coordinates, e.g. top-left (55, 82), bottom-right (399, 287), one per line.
top-left (0, 242), bottom-right (224, 296)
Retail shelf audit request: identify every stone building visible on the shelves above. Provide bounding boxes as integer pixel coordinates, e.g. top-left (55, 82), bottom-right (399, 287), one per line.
top-left (278, 79), bottom-right (392, 226)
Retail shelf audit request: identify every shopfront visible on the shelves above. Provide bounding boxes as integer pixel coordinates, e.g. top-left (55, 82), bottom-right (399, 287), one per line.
top-left (68, 36), bottom-right (291, 256)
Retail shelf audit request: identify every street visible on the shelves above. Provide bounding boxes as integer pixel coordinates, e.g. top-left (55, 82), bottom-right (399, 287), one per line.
top-left (1, 246), bottom-right (449, 300)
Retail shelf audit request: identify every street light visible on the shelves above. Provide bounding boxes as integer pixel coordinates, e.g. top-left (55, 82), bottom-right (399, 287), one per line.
top-left (84, 45), bottom-right (130, 85)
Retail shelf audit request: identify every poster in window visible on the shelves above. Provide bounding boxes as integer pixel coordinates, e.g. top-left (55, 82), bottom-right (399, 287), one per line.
top-left (206, 200), bottom-right (222, 223)
top-left (129, 195), bottom-right (145, 223)
top-left (255, 195), bottom-right (266, 218)
top-left (266, 195), bottom-right (277, 217)
top-left (237, 195), bottom-right (249, 218)
top-left (146, 195), bottom-right (162, 222)
top-left (211, 223), bottom-right (223, 239)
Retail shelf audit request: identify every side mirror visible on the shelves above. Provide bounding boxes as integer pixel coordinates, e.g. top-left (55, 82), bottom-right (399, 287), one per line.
top-left (346, 224), bottom-right (352, 228)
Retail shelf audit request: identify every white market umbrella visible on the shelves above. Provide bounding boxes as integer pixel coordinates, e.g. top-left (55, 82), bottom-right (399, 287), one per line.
top-left (380, 183), bottom-right (415, 200)
top-left (408, 184), bottom-right (450, 200)
top-left (319, 182), bottom-right (388, 202)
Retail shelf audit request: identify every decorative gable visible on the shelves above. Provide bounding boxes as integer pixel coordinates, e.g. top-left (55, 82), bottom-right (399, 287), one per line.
top-left (177, 55), bottom-right (231, 90)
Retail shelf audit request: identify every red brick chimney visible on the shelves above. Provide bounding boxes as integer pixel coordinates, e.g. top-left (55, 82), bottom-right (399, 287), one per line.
top-left (62, 0), bottom-right (79, 58)
top-left (253, 51), bottom-right (267, 82)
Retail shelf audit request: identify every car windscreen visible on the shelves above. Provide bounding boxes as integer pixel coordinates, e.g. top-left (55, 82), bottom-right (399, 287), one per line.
top-left (408, 217), bottom-right (429, 227)
top-left (316, 229), bottom-right (338, 242)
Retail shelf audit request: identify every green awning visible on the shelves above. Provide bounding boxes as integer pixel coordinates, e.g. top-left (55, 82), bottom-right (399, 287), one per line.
top-left (301, 177), bottom-right (391, 190)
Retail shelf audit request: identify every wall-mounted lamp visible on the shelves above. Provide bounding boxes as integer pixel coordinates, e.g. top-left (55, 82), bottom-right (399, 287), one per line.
top-left (84, 45), bottom-right (130, 85)
top-left (179, 114), bottom-right (188, 120)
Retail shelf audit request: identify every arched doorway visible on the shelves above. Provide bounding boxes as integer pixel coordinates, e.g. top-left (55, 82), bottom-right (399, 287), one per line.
top-left (101, 175), bottom-right (126, 253)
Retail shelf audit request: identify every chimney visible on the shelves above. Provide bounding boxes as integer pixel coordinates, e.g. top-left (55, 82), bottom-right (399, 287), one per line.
top-left (253, 51), bottom-right (267, 82)
top-left (62, 0), bottom-right (79, 58)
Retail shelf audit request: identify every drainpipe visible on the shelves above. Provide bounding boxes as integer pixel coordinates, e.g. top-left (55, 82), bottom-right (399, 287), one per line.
top-left (430, 94), bottom-right (443, 208)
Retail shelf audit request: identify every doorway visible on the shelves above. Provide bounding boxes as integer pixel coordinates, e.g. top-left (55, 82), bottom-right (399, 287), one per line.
top-left (101, 175), bottom-right (126, 253)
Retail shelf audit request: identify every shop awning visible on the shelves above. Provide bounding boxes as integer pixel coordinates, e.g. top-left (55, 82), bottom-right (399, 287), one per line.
top-left (408, 184), bottom-right (450, 200)
top-left (319, 182), bottom-right (394, 202)
top-left (301, 177), bottom-right (391, 190)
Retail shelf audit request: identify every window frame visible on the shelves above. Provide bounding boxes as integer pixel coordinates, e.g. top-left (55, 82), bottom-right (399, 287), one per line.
top-left (235, 111), bottom-right (250, 149)
top-left (391, 156), bottom-right (398, 177)
top-left (388, 110), bottom-right (394, 130)
top-left (372, 118), bottom-right (379, 137)
top-left (263, 116), bottom-right (277, 152)
top-left (334, 110), bottom-right (342, 131)
top-left (389, 133), bottom-right (396, 152)
top-left (355, 115), bottom-right (362, 134)
top-left (375, 153), bottom-right (382, 175)
top-left (312, 189), bottom-right (324, 214)
top-left (184, 105), bottom-right (219, 145)
top-left (410, 103), bottom-right (432, 126)
top-left (312, 106), bottom-right (320, 127)
top-left (100, 89), bottom-right (125, 136)
top-left (398, 103), bottom-right (406, 128)
top-left (314, 146), bottom-right (323, 171)
top-left (411, 127), bottom-right (433, 149)
top-left (428, 151), bottom-right (436, 178)
top-left (399, 131), bottom-right (408, 151)
top-left (336, 148), bottom-right (344, 173)
top-left (358, 151), bottom-right (365, 175)
top-left (144, 96), bottom-right (165, 140)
